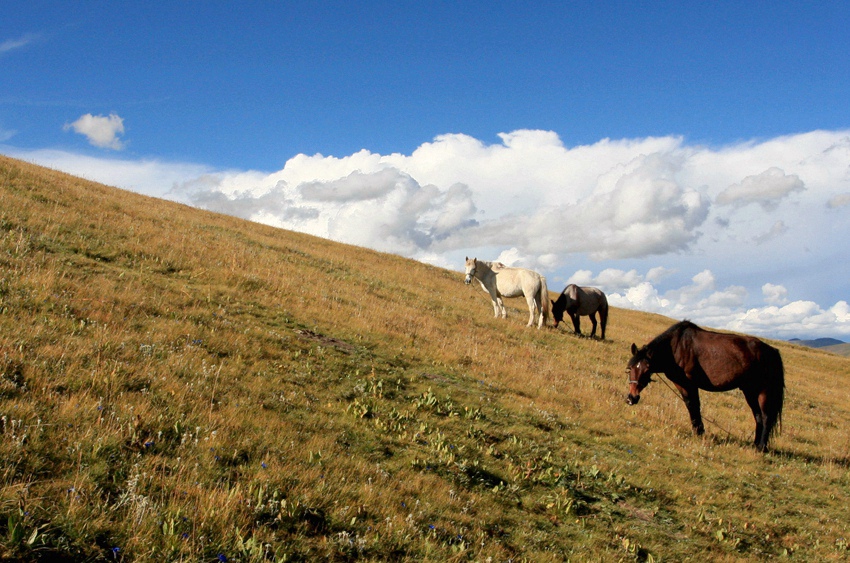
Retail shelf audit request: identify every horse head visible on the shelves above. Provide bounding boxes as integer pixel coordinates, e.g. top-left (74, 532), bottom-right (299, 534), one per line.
top-left (626, 343), bottom-right (654, 405)
top-left (550, 294), bottom-right (566, 328)
top-left (464, 257), bottom-right (477, 285)
top-left (551, 285), bottom-right (579, 328)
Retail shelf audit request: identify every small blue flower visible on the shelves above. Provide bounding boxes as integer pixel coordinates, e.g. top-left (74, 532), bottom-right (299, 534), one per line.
top-left (144, 441), bottom-right (154, 448)
top-left (261, 462), bottom-right (267, 468)
top-left (218, 555), bottom-right (228, 562)
top-left (182, 533), bottom-right (189, 540)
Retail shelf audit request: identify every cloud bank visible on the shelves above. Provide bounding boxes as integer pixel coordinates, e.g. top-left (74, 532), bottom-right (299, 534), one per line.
top-left (7, 129), bottom-right (850, 339)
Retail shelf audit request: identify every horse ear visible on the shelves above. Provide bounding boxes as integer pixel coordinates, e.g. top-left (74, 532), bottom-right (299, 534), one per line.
top-left (631, 343), bottom-right (638, 356)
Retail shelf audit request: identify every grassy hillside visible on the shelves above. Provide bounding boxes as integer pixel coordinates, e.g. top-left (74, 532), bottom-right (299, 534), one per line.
top-left (823, 343), bottom-right (850, 358)
top-left (2, 154), bottom-right (850, 562)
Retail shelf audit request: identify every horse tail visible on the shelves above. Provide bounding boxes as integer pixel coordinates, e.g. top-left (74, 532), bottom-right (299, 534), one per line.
top-left (539, 276), bottom-right (551, 326)
top-left (765, 344), bottom-right (785, 435)
top-left (599, 295), bottom-right (609, 339)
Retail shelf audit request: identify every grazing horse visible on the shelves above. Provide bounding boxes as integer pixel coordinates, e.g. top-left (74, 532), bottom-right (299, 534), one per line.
top-left (464, 257), bottom-right (550, 329)
top-left (551, 284), bottom-right (608, 339)
top-left (626, 320), bottom-right (784, 452)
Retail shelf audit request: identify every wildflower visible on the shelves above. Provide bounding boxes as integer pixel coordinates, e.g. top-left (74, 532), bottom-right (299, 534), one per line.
top-left (218, 555), bottom-right (228, 562)
top-left (261, 462), bottom-right (267, 469)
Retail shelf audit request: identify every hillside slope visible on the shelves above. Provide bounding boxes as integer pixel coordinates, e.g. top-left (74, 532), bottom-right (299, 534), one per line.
top-left (2, 155), bottom-right (850, 561)
top-left (823, 343), bottom-right (850, 358)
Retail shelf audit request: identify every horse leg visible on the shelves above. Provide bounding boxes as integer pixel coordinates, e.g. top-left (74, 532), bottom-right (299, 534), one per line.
top-left (570, 312), bottom-right (581, 336)
top-left (743, 388), bottom-right (765, 450)
top-left (525, 294), bottom-right (538, 327)
top-left (599, 308), bottom-right (607, 340)
top-left (588, 313), bottom-right (598, 338)
top-left (487, 297), bottom-right (499, 318)
top-left (676, 385), bottom-right (705, 435)
top-left (756, 388), bottom-right (780, 452)
top-left (488, 289), bottom-right (506, 319)
top-left (534, 297), bottom-right (546, 329)
top-left (532, 289), bottom-right (546, 329)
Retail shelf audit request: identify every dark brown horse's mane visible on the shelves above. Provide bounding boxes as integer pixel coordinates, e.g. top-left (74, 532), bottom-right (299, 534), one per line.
top-left (629, 320), bottom-right (700, 367)
top-left (654, 319), bottom-right (701, 344)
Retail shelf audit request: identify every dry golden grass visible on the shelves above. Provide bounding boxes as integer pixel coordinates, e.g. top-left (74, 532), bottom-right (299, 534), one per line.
top-left (2, 154), bottom-right (850, 561)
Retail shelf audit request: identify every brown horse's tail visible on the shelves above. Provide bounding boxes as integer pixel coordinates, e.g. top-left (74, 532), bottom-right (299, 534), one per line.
top-left (766, 344), bottom-right (785, 434)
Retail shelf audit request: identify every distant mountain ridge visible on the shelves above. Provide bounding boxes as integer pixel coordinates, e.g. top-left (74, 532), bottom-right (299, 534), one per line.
top-left (789, 337), bottom-right (845, 348)
top-left (789, 338), bottom-right (850, 358)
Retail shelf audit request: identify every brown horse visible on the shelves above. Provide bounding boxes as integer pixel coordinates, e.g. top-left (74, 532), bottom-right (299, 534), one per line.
top-left (626, 320), bottom-right (784, 452)
top-left (551, 284), bottom-right (608, 339)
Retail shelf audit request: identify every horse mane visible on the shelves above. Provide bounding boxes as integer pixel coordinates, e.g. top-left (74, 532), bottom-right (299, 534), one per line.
top-left (631, 320), bottom-right (701, 366)
top-left (655, 320), bottom-right (700, 342)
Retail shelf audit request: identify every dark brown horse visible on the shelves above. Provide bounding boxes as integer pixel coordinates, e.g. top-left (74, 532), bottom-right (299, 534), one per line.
top-left (626, 320), bottom-right (784, 452)
top-left (551, 284), bottom-right (608, 339)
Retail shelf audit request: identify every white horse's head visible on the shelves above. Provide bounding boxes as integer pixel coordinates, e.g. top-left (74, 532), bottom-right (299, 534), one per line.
top-left (464, 257), bottom-right (477, 284)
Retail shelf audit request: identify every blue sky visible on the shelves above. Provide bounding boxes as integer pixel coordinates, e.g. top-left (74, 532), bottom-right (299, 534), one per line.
top-left (3, 2), bottom-right (850, 339)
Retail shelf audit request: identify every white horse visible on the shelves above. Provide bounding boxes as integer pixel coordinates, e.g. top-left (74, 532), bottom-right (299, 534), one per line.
top-left (464, 257), bottom-right (551, 329)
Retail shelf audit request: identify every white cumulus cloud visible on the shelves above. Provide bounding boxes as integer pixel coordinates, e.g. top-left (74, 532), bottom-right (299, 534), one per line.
top-left (716, 167), bottom-right (805, 210)
top-left (763, 283), bottom-right (789, 306)
top-left (64, 113), bottom-right (126, 150)
top-left (176, 166), bottom-right (477, 257)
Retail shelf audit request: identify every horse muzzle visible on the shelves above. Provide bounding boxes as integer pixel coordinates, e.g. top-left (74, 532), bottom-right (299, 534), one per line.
top-left (464, 275), bottom-right (472, 285)
top-left (626, 394), bottom-right (640, 406)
